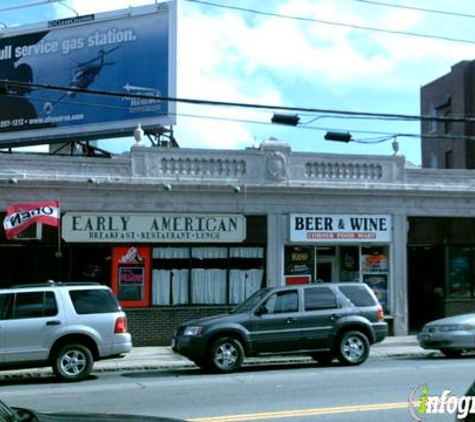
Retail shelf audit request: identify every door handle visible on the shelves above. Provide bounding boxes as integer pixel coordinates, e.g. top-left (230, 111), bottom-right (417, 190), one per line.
top-left (46, 320), bottom-right (61, 326)
top-left (331, 314), bottom-right (342, 320)
top-left (286, 318), bottom-right (296, 324)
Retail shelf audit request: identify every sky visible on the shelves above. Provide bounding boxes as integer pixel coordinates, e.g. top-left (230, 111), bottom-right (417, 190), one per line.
top-left (3, 0), bottom-right (475, 165)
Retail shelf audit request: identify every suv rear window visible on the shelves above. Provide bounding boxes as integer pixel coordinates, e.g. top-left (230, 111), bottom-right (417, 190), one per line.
top-left (305, 287), bottom-right (337, 311)
top-left (338, 285), bottom-right (377, 307)
top-left (70, 289), bottom-right (120, 314)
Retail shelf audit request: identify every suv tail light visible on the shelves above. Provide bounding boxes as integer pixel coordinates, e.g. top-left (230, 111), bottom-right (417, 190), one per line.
top-left (376, 305), bottom-right (384, 321)
top-left (115, 316), bottom-right (128, 334)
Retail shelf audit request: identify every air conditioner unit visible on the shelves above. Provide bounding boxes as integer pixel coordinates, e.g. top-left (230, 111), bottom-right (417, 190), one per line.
top-left (15, 223), bottom-right (43, 241)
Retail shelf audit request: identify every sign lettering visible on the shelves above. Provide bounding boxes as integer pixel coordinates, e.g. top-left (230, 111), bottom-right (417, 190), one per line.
top-left (290, 214), bottom-right (391, 243)
top-left (62, 213), bottom-right (246, 243)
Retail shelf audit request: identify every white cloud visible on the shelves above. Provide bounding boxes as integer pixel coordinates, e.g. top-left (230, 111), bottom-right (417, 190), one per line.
top-left (12, 0), bottom-right (475, 163)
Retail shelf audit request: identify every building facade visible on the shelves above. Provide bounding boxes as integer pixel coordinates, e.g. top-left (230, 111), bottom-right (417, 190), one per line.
top-left (2, 139), bottom-right (475, 345)
top-left (421, 59), bottom-right (475, 169)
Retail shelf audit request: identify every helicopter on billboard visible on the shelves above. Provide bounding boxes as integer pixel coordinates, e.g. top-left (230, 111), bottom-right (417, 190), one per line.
top-left (67, 45), bottom-right (119, 96)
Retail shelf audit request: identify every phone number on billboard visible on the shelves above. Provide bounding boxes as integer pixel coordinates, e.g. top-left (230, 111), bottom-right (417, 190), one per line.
top-left (0, 119), bottom-right (25, 129)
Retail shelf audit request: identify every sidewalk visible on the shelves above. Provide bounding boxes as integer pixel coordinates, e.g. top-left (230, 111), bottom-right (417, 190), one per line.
top-left (0, 336), bottom-right (438, 380)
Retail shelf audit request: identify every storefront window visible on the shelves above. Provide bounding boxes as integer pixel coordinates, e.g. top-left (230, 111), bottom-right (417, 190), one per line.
top-left (284, 246), bottom-right (314, 284)
top-left (70, 246), bottom-right (112, 285)
top-left (229, 247), bottom-right (264, 304)
top-left (283, 244), bottom-right (391, 313)
top-left (151, 246), bottom-right (264, 305)
top-left (361, 246), bottom-right (390, 313)
top-left (339, 246), bottom-right (359, 281)
top-left (191, 247), bottom-right (228, 304)
top-left (448, 246), bottom-right (471, 298)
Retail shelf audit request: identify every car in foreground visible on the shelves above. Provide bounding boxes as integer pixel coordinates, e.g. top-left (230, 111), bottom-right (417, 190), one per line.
top-left (458, 379), bottom-right (475, 421)
top-left (0, 281), bottom-right (132, 381)
top-left (0, 398), bottom-right (183, 422)
top-left (417, 313), bottom-right (475, 358)
top-left (172, 282), bottom-right (388, 373)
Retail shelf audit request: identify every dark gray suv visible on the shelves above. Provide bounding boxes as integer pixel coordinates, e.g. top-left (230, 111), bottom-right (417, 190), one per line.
top-left (172, 282), bottom-right (388, 373)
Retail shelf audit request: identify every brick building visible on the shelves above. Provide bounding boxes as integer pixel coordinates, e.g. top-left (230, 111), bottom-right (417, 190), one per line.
top-left (421, 60), bottom-right (475, 169)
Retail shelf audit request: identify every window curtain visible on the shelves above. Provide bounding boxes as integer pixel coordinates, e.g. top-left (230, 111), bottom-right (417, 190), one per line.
top-left (229, 269), bottom-right (264, 304)
top-left (152, 269), bottom-right (169, 305)
top-left (192, 247), bottom-right (228, 259)
top-left (191, 269), bottom-right (227, 304)
top-left (152, 269), bottom-right (189, 305)
top-left (229, 247), bottom-right (264, 259)
top-left (153, 248), bottom-right (190, 259)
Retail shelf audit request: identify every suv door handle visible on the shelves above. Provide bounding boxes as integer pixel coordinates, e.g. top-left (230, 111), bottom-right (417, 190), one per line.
top-left (286, 318), bottom-right (296, 324)
top-left (46, 320), bottom-right (61, 326)
top-left (331, 314), bottom-right (342, 320)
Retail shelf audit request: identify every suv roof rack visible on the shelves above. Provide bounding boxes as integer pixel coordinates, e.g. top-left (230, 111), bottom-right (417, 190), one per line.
top-left (11, 281), bottom-right (102, 288)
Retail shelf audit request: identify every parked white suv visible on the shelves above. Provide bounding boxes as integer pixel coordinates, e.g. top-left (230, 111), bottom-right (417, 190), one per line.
top-left (0, 281), bottom-right (132, 381)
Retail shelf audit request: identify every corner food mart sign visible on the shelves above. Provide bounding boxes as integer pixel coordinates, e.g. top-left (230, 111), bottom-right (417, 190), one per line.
top-left (62, 213), bottom-right (246, 243)
top-left (290, 214), bottom-right (392, 243)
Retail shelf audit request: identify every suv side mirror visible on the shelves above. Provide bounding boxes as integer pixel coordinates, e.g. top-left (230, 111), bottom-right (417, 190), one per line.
top-left (255, 305), bottom-right (268, 316)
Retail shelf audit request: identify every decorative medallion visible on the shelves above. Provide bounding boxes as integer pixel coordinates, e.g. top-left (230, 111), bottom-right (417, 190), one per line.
top-left (266, 151), bottom-right (288, 181)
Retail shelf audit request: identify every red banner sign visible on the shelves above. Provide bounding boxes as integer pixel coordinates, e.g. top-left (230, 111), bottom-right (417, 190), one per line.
top-left (3, 200), bottom-right (60, 239)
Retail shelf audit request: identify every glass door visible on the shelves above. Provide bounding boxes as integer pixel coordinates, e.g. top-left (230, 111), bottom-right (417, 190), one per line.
top-left (316, 256), bottom-right (337, 282)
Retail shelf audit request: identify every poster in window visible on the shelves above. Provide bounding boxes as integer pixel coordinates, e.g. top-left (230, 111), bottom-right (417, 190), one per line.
top-left (285, 246), bottom-right (313, 283)
top-left (362, 253), bottom-right (388, 273)
top-left (363, 274), bottom-right (388, 312)
top-left (448, 255), bottom-right (471, 298)
top-left (111, 246), bottom-right (151, 307)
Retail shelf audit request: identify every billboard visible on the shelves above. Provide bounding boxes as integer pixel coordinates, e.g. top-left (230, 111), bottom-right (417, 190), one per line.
top-left (0, 1), bottom-right (176, 147)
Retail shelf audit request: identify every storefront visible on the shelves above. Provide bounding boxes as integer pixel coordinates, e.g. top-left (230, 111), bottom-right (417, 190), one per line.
top-left (408, 217), bottom-right (475, 330)
top-left (0, 210), bottom-right (267, 345)
top-left (60, 212), bottom-right (266, 344)
top-left (3, 139), bottom-right (475, 341)
top-left (286, 214), bottom-right (392, 314)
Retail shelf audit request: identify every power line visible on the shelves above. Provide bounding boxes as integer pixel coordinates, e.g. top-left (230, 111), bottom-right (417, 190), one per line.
top-left (2, 79), bottom-right (474, 125)
top-left (34, 94), bottom-right (425, 142)
top-left (352, 0), bottom-right (475, 20)
top-left (184, 0), bottom-right (475, 45)
top-left (3, 80), bottom-right (475, 147)
top-left (150, 110), bottom-right (475, 144)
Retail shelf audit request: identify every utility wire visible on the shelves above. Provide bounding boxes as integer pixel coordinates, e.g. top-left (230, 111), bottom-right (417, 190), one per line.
top-left (2, 79), bottom-right (474, 124)
top-left (352, 0), bottom-right (475, 20)
top-left (185, 0), bottom-right (475, 45)
top-left (57, 1), bottom-right (79, 17)
top-left (3, 81), bottom-right (475, 146)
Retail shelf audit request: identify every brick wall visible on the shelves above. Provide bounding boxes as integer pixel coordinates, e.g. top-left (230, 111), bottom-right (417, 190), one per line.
top-left (126, 306), bottom-right (231, 346)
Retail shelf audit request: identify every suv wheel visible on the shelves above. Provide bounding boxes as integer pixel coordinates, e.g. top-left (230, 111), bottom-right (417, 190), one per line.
top-left (337, 331), bottom-right (370, 365)
top-left (208, 336), bottom-right (244, 373)
top-left (53, 344), bottom-right (94, 381)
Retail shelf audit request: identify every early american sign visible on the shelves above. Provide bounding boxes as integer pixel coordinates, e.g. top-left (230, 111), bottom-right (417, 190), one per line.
top-left (62, 213), bottom-right (246, 243)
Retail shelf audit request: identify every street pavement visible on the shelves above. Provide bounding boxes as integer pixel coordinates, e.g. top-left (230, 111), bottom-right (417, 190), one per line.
top-left (0, 336), bottom-right (440, 380)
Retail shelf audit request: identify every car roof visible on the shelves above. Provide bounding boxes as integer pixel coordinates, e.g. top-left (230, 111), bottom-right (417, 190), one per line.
top-left (0, 281), bottom-right (107, 292)
top-left (270, 282), bottom-right (367, 290)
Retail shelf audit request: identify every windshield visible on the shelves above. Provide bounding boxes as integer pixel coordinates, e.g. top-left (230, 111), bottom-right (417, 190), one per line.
top-left (0, 400), bottom-right (15, 422)
top-left (231, 288), bottom-right (270, 314)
